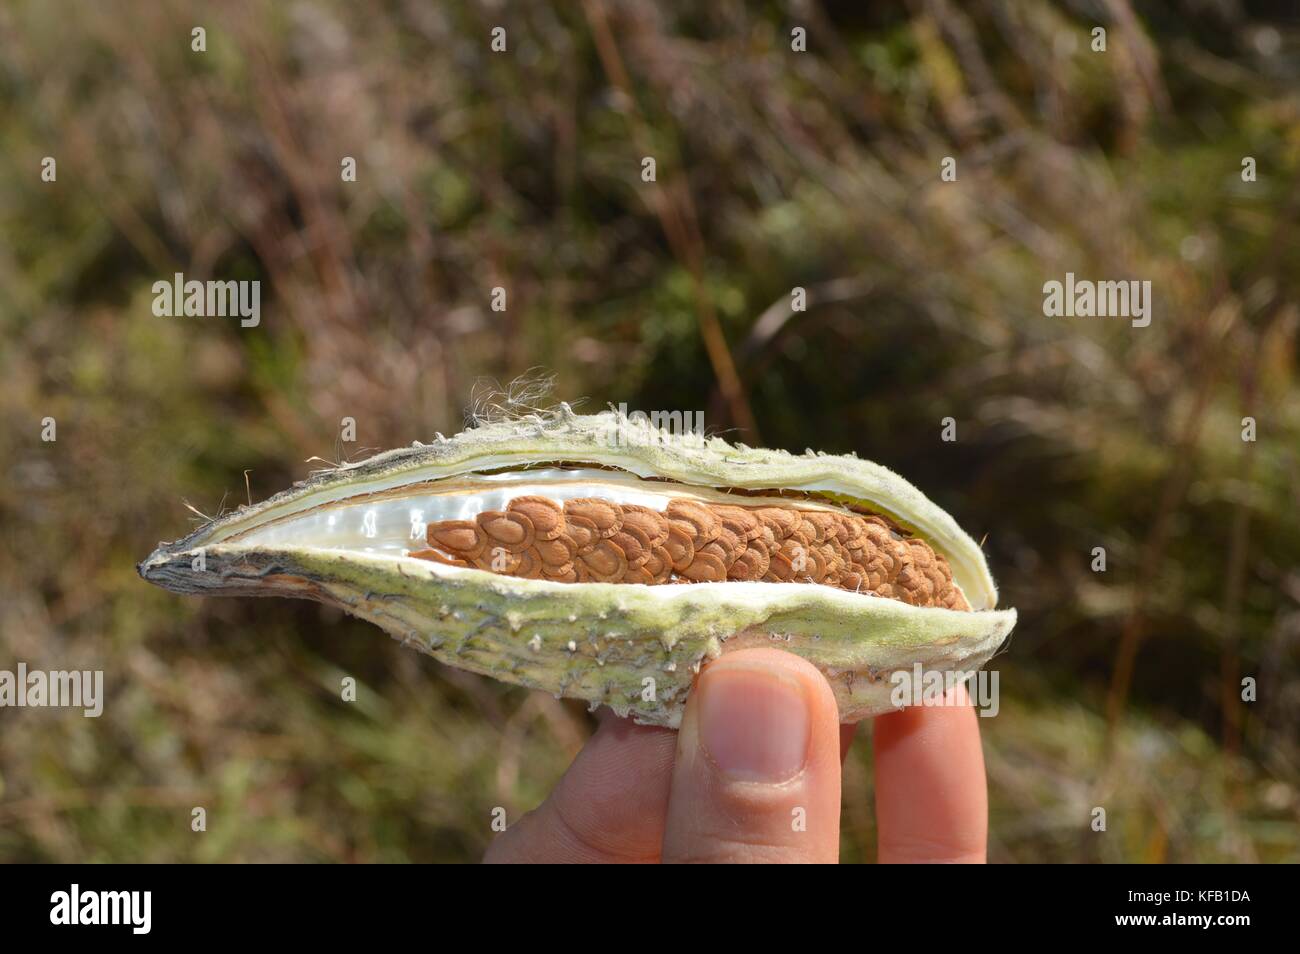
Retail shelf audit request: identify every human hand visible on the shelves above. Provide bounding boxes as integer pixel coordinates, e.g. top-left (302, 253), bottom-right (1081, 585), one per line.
top-left (484, 647), bottom-right (987, 863)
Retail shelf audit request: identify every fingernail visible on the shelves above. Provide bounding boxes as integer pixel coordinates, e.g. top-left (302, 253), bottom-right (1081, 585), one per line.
top-left (697, 662), bottom-right (810, 783)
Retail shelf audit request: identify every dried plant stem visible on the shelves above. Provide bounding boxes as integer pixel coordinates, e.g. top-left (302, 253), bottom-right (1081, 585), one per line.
top-left (581, 0), bottom-right (758, 441)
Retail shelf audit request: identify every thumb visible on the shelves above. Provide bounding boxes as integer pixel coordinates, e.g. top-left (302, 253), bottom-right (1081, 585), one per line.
top-left (661, 648), bottom-right (842, 863)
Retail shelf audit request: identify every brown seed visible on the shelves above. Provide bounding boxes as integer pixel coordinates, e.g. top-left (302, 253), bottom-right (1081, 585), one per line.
top-left (805, 512), bottom-right (840, 545)
top-left (534, 536), bottom-right (576, 567)
top-left (765, 551), bottom-right (795, 582)
top-left (805, 545), bottom-right (828, 583)
top-left (577, 539), bottom-right (628, 582)
top-left (475, 545), bottom-right (521, 575)
top-left (863, 523), bottom-right (906, 578)
top-left (624, 566), bottom-right (656, 585)
top-left (642, 546), bottom-right (673, 583)
top-left (791, 516), bottom-right (819, 546)
top-left (667, 518), bottom-right (696, 548)
top-left (619, 505), bottom-right (670, 548)
top-left (564, 514), bottom-right (600, 550)
top-left (861, 555), bottom-right (891, 589)
top-left (893, 565), bottom-right (933, 606)
top-left (541, 563), bottom-right (578, 583)
top-left (715, 504), bottom-right (763, 542)
top-left (728, 539), bottom-right (770, 581)
top-left (832, 514), bottom-right (861, 546)
top-left (922, 563), bottom-right (948, 593)
top-left (427, 520), bottom-right (486, 559)
top-left (507, 496), bottom-right (564, 540)
top-left (906, 538), bottom-right (936, 569)
top-left (752, 521), bottom-right (777, 548)
top-left (713, 524), bottom-right (745, 556)
top-left (564, 498), bottom-right (621, 538)
top-left (665, 499), bottom-right (721, 549)
top-left (820, 543), bottom-right (846, 586)
top-left (610, 523), bottom-right (653, 569)
top-left (840, 515), bottom-right (868, 549)
top-left (516, 548), bottom-right (542, 578)
top-left (778, 539), bottom-right (812, 577)
top-left (663, 525), bottom-right (695, 572)
top-left (680, 551), bottom-right (727, 582)
top-left (699, 539), bottom-right (744, 570)
top-left (755, 506), bottom-right (800, 538)
top-left (408, 548), bottom-right (472, 568)
top-left (476, 510), bottom-right (535, 552)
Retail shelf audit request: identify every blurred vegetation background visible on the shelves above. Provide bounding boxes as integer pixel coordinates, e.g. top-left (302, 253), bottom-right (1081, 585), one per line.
top-left (1, 0), bottom-right (1298, 862)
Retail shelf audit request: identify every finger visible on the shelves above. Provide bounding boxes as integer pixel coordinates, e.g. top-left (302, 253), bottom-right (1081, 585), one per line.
top-left (484, 708), bottom-right (677, 863)
top-left (661, 648), bottom-right (842, 864)
top-left (872, 683), bottom-right (987, 863)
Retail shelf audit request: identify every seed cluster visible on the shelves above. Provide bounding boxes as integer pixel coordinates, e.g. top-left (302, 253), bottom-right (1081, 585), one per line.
top-left (410, 496), bottom-right (970, 611)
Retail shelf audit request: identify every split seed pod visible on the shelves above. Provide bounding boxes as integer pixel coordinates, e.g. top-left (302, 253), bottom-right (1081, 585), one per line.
top-left (138, 408), bottom-right (1015, 727)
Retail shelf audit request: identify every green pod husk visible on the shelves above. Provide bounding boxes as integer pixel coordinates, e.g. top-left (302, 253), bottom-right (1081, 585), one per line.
top-left (138, 407), bottom-right (1015, 726)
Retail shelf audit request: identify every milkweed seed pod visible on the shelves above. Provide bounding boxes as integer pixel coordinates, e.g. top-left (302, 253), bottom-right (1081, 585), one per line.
top-left (138, 407), bottom-right (1015, 727)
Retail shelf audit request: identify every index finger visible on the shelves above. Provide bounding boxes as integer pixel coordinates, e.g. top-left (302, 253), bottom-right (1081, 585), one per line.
top-left (871, 683), bottom-right (988, 863)
top-left (484, 709), bottom-right (676, 863)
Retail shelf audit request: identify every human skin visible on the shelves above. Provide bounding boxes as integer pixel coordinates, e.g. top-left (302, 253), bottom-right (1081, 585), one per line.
top-left (484, 647), bottom-right (988, 863)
